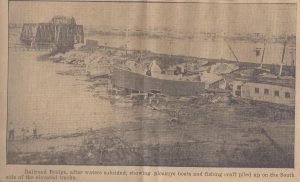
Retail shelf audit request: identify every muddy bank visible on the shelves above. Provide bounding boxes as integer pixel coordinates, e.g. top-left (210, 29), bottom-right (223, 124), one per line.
top-left (8, 118), bottom-right (293, 167)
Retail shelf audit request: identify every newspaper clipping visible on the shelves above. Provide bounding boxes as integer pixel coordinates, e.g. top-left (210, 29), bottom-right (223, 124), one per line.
top-left (0, 0), bottom-right (299, 181)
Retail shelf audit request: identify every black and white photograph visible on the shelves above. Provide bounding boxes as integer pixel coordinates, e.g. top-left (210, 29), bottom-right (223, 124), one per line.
top-left (6, 0), bottom-right (296, 168)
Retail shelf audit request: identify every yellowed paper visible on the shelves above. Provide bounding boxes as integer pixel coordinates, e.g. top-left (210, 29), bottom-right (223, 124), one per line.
top-left (0, 0), bottom-right (299, 181)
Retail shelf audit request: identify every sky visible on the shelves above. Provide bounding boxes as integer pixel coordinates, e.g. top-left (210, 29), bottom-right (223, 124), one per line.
top-left (9, 1), bottom-right (297, 36)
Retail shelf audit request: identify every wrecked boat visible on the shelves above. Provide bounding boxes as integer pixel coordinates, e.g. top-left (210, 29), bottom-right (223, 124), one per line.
top-left (111, 66), bottom-right (206, 96)
top-left (86, 64), bottom-right (111, 77)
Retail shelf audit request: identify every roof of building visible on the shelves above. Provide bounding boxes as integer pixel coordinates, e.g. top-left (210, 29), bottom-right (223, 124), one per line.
top-left (234, 76), bottom-right (295, 88)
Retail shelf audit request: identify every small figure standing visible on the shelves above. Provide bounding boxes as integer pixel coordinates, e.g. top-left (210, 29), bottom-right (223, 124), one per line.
top-left (145, 65), bottom-right (152, 77)
top-left (33, 123), bottom-right (38, 139)
top-left (21, 128), bottom-right (26, 140)
top-left (8, 122), bottom-right (14, 141)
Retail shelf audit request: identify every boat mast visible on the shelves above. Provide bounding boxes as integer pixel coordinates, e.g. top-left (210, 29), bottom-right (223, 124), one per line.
top-left (224, 38), bottom-right (239, 64)
top-left (289, 47), bottom-right (296, 67)
top-left (260, 39), bottom-right (267, 68)
top-left (278, 36), bottom-right (287, 77)
top-left (169, 39), bottom-right (173, 56)
top-left (125, 27), bottom-right (129, 56)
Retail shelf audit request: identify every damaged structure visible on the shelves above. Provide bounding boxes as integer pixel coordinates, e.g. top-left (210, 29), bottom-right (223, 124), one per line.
top-left (20, 16), bottom-right (84, 51)
top-left (232, 80), bottom-right (295, 107)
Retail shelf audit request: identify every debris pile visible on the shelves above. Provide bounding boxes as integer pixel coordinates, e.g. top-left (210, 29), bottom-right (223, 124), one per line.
top-left (49, 50), bottom-right (87, 65)
top-left (210, 63), bottom-right (239, 74)
top-left (79, 134), bottom-right (143, 165)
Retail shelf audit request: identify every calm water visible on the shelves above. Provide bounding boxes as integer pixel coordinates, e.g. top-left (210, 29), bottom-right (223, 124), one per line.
top-left (7, 50), bottom-right (168, 137)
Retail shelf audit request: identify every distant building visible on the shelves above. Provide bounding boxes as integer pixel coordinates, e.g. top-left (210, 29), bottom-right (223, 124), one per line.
top-left (232, 80), bottom-right (295, 107)
top-left (20, 16), bottom-right (84, 51)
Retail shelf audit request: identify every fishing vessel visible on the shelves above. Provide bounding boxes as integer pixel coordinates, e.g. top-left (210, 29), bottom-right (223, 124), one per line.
top-left (111, 66), bottom-right (206, 96)
top-left (86, 63), bottom-right (111, 77)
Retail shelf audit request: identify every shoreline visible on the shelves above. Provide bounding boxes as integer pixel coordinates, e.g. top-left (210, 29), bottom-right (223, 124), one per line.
top-left (6, 39), bottom-right (295, 168)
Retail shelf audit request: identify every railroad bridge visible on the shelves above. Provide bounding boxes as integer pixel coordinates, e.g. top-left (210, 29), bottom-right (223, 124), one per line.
top-left (20, 16), bottom-right (84, 51)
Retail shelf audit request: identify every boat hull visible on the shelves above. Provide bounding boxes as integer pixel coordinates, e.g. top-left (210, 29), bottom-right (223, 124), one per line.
top-left (111, 67), bottom-right (205, 96)
top-left (87, 64), bottom-right (111, 77)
